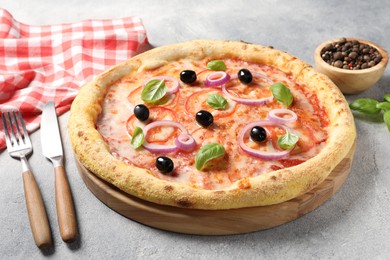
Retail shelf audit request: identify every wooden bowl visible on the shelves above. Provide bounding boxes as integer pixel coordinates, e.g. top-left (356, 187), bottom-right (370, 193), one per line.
top-left (314, 38), bottom-right (388, 94)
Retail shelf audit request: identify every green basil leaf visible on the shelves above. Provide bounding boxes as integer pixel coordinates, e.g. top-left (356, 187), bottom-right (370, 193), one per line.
top-left (384, 111), bottom-right (390, 132)
top-left (206, 94), bottom-right (227, 110)
top-left (141, 79), bottom-right (166, 103)
top-left (376, 102), bottom-right (390, 111)
top-left (384, 94), bottom-right (390, 103)
top-left (277, 131), bottom-right (299, 150)
top-left (195, 143), bottom-right (225, 170)
top-left (270, 82), bottom-right (293, 107)
top-left (148, 94), bottom-right (170, 106)
top-left (206, 60), bottom-right (226, 71)
top-left (349, 98), bottom-right (381, 114)
top-left (130, 127), bottom-right (144, 149)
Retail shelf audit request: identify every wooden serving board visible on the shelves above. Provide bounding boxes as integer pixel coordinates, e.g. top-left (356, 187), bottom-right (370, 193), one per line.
top-left (76, 144), bottom-right (355, 235)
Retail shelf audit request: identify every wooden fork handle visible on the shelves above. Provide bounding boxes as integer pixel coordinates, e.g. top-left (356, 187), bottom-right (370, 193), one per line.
top-left (55, 165), bottom-right (78, 242)
top-left (23, 170), bottom-right (52, 249)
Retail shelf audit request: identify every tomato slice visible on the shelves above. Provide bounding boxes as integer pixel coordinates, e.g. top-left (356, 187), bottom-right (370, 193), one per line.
top-left (185, 89), bottom-right (236, 119)
top-left (268, 126), bottom-right (287, 151)
top-left (290, 120), bottom-right (326, 155)
top-left (270, 159), bottom-right (306, 171)
top-left (278, 159), bottom-right (306, 168)
top-left (224, 76), bottom-right (273, 100)
top-left (190, 127), bottom-right (222, 145)
top-left (238, 124), bottom-right (288, 158)
top-left (270, 165), bottom-right (282, 171)
top-left (126, 107), bottom-right (178, 143)
top-left (127, 86), bottom-right (180, 108)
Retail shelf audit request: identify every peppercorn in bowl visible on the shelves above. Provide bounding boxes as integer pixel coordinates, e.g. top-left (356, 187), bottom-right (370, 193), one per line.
top-left (314, 37), bottom-right (388, 94)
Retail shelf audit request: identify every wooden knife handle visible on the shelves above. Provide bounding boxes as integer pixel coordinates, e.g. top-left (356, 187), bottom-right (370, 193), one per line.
top-left (55, 165), bottom-right (78, 242)
top-left (23, 170), bottom-right (52, 248)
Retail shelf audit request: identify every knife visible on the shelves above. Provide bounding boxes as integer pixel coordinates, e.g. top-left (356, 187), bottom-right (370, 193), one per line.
top-left (41, 101), bottom-right (78, 242)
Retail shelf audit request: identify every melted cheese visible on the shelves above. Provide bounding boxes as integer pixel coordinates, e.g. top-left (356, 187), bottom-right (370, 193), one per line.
top-left (96, 59), bottom-right (329, 190)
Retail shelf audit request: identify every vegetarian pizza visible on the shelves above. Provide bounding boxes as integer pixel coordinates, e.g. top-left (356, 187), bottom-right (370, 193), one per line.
top-left (68, 40), bottom-right (356, 209)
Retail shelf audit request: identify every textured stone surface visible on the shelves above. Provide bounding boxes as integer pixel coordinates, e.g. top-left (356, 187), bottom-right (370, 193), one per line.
top-left (1, 0), bottom-right (390, 259)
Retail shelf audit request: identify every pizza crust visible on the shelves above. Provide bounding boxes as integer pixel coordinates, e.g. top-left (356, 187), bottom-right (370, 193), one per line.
top-left (68, 40), bottom-right (356, 209)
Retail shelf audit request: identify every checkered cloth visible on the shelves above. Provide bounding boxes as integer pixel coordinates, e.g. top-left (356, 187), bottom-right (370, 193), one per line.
top-left (0, 8), bottom-right (148, 150)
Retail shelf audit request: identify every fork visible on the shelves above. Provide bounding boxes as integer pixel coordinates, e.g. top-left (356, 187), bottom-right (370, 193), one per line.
top-left (2, 109), bottom-right (52, 248)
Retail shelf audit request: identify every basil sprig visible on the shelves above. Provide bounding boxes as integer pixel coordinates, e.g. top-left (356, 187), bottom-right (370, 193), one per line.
top-left (270, 82), bottom-right (293, 107)
top-left (384, 111), bottom-right (390, 131)
top-left (350, 95), bottom-right (390, 132)
top-left (195, 143), bottom-right (225, 170)
top-left (141, 79), bottom-right (166, 103)
top-left (349, 98), bottom-right (381, 114)
top-left (130, 127), bottom-right (144, 149)
top-left (206, 60), bottom-right (226, 71)
top-left (376, 102), bottom-right (390, 111)
top-left (277, 131), bottom-right (299, 149)
top-left (206, 93), bottom-right (227, 110)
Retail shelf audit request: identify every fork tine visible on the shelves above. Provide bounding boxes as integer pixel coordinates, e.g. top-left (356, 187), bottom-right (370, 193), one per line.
top-left (1, 110), bottom-right (31, 147)
top-left (6, 111), bottom-right (18, 145)
top-left (11, 111), bottom-right (24, 145)
top-left (7, 111), bottom-right (18, 145)
top-left (1, 112), bottom-right (13, 147)
top-left (17, 110), bottom-right (31, 145)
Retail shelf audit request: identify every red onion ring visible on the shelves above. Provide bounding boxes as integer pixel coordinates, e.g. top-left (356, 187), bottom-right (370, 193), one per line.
top-left (145, 76), bottom-right (180, 94)
top-left (205, 71), bottom-right (231, 88)
top-left (142, 120), bottom-right (188, 153)
top-left (267, 109), bottom-right (298, 124)
top-left (222, 85), bottom-right (273, 105)
top-left (222, 72), bottom-right (274, 105)
top-left (175, 133), bottom-right (197, 152)
top-left (238, 120), bottom-right (293, 160)
top-left (249, 72), bottom-right (274, 84)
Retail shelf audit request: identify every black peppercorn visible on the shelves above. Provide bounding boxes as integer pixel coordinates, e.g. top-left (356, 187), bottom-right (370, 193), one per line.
top-left (320, 38), bottom-right (382, 70)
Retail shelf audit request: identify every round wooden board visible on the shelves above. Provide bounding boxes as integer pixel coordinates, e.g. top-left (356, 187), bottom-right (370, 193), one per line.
top-left (76, 143), bottom-right (355, 235)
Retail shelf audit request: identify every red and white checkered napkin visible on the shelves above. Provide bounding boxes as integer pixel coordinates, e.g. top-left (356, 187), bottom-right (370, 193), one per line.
top-left (0, 8), bottom-right (148, 150)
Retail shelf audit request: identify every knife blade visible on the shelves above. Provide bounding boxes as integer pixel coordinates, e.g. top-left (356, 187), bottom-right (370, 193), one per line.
top-left (41, 101), bottom-right (78, 242)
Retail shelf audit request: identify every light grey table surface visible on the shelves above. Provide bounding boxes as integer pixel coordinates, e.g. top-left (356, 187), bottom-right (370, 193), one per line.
top-left (1, 0), bottom-right (390, 259)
